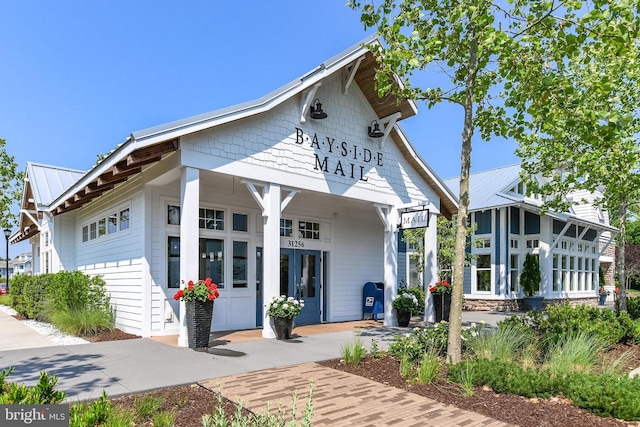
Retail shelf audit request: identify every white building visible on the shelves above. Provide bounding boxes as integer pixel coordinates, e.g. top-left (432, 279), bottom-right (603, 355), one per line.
top-left (444, 165), bottom-right (616, 311)
top-left (11, 37), bottom-right (457, 344)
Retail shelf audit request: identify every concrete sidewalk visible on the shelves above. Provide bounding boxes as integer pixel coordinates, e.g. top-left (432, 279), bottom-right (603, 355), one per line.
top-left (0, 308), bottom-right (514, 426)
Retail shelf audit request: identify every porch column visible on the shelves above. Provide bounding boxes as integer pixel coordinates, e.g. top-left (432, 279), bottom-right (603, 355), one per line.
top-left (376, 204), bottom-right (399, 326)
top-left (262, 183), bottom-right (281, 338)
top-left (539, 216), bottom-right (552, 298)
top-left (423, 210), bottom-right (438, 322)
top-left (178, 167), bottom-right (200, 347)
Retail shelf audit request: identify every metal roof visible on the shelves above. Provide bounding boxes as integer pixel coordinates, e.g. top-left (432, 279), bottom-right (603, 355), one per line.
top-left (26, 162), bottom-right (86, 208)
top-left (444, 164), bottom-right (521, 211)
top-left (443, 164), bottom-right (617, 233)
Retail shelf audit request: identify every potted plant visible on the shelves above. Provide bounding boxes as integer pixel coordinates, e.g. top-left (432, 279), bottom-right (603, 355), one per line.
top-left (392, 292), bottom-right (419, 327)
top-left (266, 295), bottom-right (304, 340)
top-left (520, 253), bottom-right (543, 311)
top-left (173, 278), bottom-right (220, 350)
top-left (598, 286), bottom-right (610, 305)
top-left (429, 280), bottom-right (453, 322)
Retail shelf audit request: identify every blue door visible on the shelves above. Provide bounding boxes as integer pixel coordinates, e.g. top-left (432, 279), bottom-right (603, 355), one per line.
top-left (280, 249), bottom-right (321, 325)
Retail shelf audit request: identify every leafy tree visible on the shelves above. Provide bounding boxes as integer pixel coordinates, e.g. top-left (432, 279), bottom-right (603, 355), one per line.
top-left (349, 0), bottom-right (585, 362)
top-left (507, 1), bottom-right (640, 311)
top-left (0, 138), bottom-right (23, 230)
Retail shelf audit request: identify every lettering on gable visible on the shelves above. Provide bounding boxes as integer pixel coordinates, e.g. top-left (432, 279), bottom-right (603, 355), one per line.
top-left (295, 127), bottom-right (383, 182)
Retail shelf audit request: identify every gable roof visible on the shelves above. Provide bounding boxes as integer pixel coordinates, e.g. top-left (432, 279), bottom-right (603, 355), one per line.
top-left (13, 37), bottom-right (458, 243)
top-left (443, 164), bottom-right (616, 233)
top-left (11, 163), bottom-right (86, 243)
top-left (444, 164), bottom-right (522, 211)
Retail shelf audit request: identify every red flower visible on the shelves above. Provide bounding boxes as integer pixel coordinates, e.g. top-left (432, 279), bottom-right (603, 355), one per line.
top-left (173, 278), bottom-right (220, 302)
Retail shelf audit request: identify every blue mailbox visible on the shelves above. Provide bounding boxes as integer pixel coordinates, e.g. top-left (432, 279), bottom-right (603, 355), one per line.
top-left (362, 282), bottom-right (384, 320)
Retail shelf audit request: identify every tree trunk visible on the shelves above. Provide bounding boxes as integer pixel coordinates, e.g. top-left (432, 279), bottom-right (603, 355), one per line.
top-left (447, 35), bottom-right (478, 365)
top-left (617, 197), bottom-right (627, 311)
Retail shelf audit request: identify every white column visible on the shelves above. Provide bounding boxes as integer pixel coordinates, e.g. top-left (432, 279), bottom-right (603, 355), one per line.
top-left (262, 183), bottom-right (281, 338)
top-left (381, 207), bottom-right (399, 326)
top-left (423, 211), bottom-right (438, 322)
top-left (178, 167), bottom-right (200, 347)
top-left (539, 216), bottom-right (552, 298)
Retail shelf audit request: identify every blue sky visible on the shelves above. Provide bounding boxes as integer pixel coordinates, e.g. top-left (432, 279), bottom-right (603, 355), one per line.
top-left (0, 1), bottom-right (519, 257)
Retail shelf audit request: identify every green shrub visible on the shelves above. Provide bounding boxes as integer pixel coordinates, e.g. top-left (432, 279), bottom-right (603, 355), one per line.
top-left (69, 392), bottom-right (112, 427)
top-left (22, 274), bottom-right (52, 319)
top-left (626, 296), bottom-right (640, 320)
top-left (563, 372), bottom-right (640, 421)
top-left (416, 350), bottom-right (441, 384)
top-left (47, 271), bottom-right (110, 312)
top-left (9, 274), bottom-right (36, 317)
top-left (530, 302), bottom-right (625, 348)
top-left (448, 358), bottom-right (560, 399)
top-left (0, 368), bottom-right (66, 405)
top-left (388, 322), bottom-right (449, 362)
top-left (0, 294), bottom-right (10, 306)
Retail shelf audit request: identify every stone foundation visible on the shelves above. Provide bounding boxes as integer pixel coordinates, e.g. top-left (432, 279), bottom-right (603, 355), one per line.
top-left (464, 297), bottom-right (600, 312)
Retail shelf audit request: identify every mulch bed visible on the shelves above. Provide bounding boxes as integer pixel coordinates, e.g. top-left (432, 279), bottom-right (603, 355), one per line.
top-left (319, 346), bottom-right (640, 427)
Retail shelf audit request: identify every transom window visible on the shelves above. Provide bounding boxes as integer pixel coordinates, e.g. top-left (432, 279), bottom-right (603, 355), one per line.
top-left (280, 219), bottom-right (293, 237)
top-left (199, 208), bottom-right (224, 230)
top-left (298, 221), bottom-right (320, 240)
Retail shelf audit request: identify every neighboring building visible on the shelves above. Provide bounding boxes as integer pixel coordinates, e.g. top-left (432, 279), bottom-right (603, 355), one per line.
top-left (10, 253), bottom-right (33, 277)
top-left (444, 164), bottom-right (616, 311)
top-left (10, 37), bottom-right (458, 344)
top-left (0, 262), bottom-right (12, 282)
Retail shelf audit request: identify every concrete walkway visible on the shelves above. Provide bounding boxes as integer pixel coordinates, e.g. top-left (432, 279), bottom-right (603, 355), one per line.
top-left (0, 308), bottom-right (514, 426)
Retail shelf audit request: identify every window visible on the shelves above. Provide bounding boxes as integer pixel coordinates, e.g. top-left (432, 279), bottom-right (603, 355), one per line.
top-left (233, 241), bottom-right (248, 288)
top-left (199, 208), bottom-right (224, 230)
top-left (82, 205), bottom-right (131, 243)
top-left (510, 254), bottom-right (519, 293)
top-left (280, 219), bottom-right (293, 237)
top-left (168, 205), bottom-right (180, 225)
top-left (475, 237), bottom-right (491, 248)
top-left (474, 210), bottom-right (492, 234)
top-left (526, 239), bottom-right (539, 249)
top-left (108, 213), bottom-right (118, 233)
top-left (233, 213), bottom-right (248, 232)
top-left (199, 238), bottom-right (224, 289)
top-left (476, 254), bottom-right (491, 292)
top-left (167, 237), bottom-right (180, 289)
top-left (299, 221), bottom-right (320, 240)
top-left (120, 208), bottom-right (130, 231)
top-left (510, 239), bottom-right (519, 249)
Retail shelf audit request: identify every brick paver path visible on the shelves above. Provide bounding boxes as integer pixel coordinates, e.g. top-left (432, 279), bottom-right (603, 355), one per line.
top-left (200, 363), bottom-right (513, 427)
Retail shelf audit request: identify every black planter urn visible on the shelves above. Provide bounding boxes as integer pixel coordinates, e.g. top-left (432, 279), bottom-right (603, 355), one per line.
top-left (396, 309), bottom-right (411, 327)
top-left (599, 293), bottom-right (608, 305)
top-left (273, 316), bottom-right (294, 340)
top-left (433, 294), bottom-right (451, 322)
top-left (185, 300), bottom-right (214, 350)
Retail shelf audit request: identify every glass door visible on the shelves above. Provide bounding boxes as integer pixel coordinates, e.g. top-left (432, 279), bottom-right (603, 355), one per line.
top-left (280, 249), bottom-right (321, 325)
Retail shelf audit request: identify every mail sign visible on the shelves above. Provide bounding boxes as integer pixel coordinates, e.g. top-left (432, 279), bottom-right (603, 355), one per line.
top-left (400, 209), bottom-right (430, 229)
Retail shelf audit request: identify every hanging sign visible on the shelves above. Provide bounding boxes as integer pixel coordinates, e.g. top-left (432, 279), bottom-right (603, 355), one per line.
top-left (400, 209), bottom-right (430, 229)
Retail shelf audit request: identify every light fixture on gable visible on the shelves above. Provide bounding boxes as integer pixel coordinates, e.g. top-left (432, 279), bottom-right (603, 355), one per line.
top-left (368, 120), bottom-right (384, 138)
top-left (309, 99), bottom-right (327, 119)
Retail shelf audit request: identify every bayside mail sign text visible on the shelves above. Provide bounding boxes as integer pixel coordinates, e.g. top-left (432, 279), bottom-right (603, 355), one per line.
top-left (295, 127), bottom-right (383, 182)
